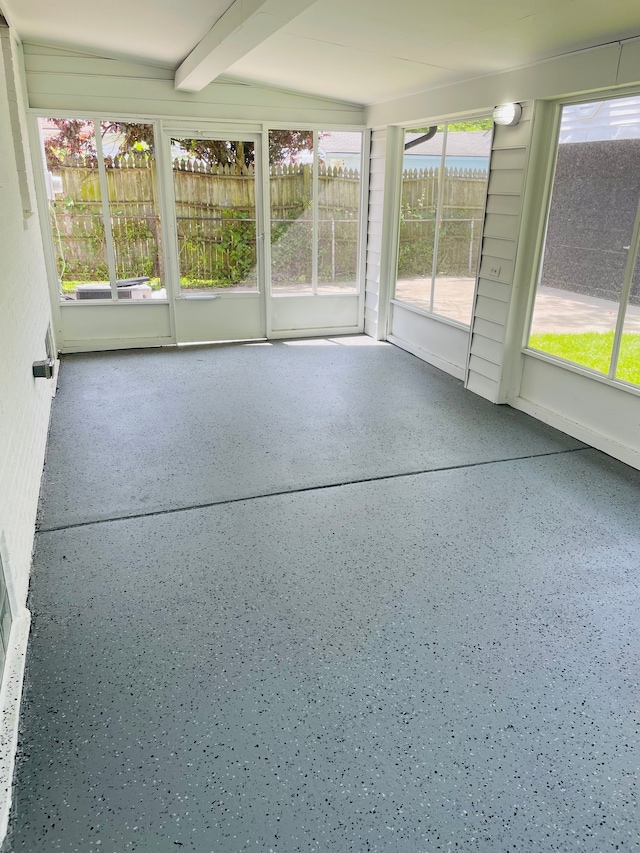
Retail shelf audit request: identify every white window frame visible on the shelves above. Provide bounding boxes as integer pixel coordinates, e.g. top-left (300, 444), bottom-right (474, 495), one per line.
top-left (265, 126), bottom-right (367, 299)
top-left (390, 114), bottom-right (493, 331)
top-left (523, 90), bottom-right (640, 394)
top-left (32, 114), bottom-right (168, 305)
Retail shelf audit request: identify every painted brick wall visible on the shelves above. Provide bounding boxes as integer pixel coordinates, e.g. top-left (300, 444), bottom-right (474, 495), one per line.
top-left (0, 29), bottom-right (54, 613)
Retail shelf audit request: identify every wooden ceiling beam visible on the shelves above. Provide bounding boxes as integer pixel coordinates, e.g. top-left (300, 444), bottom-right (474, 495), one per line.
top-left (175, 0), bottom-right (318, 92)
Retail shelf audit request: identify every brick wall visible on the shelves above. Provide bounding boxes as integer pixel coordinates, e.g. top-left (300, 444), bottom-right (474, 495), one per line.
top-left (541, 139), bottom-right (640, 305)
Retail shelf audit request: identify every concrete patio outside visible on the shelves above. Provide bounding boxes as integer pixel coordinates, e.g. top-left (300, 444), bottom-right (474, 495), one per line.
top-left (394, 277), bottom-right (640, 332)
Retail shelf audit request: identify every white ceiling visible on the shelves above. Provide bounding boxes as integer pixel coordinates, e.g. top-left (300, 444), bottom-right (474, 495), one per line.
top-left (4, 0), bottom-right (640, 105)
top-left (2, 0), bottom-right (232, 65)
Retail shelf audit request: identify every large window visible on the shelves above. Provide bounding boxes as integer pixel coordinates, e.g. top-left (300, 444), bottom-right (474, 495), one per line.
top-left (268, 130), bottom-right (362, 295)
top-left (528, 95), bottom-right (640, 388)
top-left (37, 118), bottom-right (164, 301)
top-left (394, 120), bottom-right (492, 326)
top-left (171, 137), bottom-right (259, 294)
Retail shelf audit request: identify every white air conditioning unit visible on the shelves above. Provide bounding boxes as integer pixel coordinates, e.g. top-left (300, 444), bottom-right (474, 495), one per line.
top-left (75, 278), bottom-right (152, 300)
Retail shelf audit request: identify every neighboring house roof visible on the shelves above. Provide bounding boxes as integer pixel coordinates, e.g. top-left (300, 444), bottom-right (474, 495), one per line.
top-left (320, 130), bottom-right (492, 158)
top-left (320, 131), bottom-right (364, 154)
top-left (404, 131), bottom-right (492, 157)
top-left (559, 94), bottom-right (640, 142)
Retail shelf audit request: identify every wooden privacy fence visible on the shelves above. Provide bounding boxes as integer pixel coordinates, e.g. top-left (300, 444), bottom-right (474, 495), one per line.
top-left (398, 167), bottom-right (489, 277)
top-left (49, 156), bottom-right (488, 284)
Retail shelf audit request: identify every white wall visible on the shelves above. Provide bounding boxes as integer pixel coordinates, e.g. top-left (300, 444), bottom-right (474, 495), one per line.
top-left (0, 25), bottom-right (55, 837)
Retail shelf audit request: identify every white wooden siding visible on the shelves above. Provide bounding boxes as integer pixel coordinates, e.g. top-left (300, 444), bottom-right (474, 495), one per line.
top-left (487, 169), bottom-right (526, 196)
top-left (483, 213), bottom-right (520, 241)
top-left (485, 195), bottom-right (522, 216)
top-left (474, 294), bottom-right (510, 325)
top-left (478, 258), bottom-right (515, 285)
top-left (465, 104), bottom-right (534, 401)
top-left (481, 236), bottom-right (517, 260)
top-left (466, 370), bottom-right (501, 401)
top-left (468, 334), bottom-right (503, 364)
top-left (22, 43), bottom-right (365, 125)
top-left (472, 317), bottom-right (506, 343)
top-left (476, 278), bottom-right (512, 303)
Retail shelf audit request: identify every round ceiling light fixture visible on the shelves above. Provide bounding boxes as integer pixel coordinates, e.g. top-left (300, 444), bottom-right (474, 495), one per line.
top-left (492, 103), bottom-right (523, 126)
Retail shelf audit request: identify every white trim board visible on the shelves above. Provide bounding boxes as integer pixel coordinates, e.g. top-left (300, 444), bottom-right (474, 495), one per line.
top-left (387, 334), bottom-right (466, 381)
top-left (512, 397), bottom-right (640, 471)
top-left (268, 324), bottom-right (363, 340)
top-left (60, 338), bottom-right (174, 354)
top-left (366, 40), bottom-right (640, 128)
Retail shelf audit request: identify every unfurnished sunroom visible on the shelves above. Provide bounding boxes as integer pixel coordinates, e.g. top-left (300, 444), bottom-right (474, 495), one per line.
top-left (1, 0), bottom-right (640, 848)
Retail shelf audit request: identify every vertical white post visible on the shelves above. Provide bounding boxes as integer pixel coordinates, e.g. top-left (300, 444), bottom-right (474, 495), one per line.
top-left (312, 130), bottom-right (319, 294)
top-left (430, 124), bottom-right (448, 312)
top-left (609, 196), bottom-right (640, 379)
top-left (154, 121), bottom-right (179, 343)
top-left (356, 128), bottom-right (370, 333)
top-left (262, 124), bottom-right (273, 338)
top-left (94, 122), bottom-right (118, 300)
top-left (376, 125), bottom-right (404, 341)
top-left (252, 131), bottom-right (268, 339)
top-left (469, 218), bottom-right (475, 273)
top-left (331, 218), bottom-right (336, 282)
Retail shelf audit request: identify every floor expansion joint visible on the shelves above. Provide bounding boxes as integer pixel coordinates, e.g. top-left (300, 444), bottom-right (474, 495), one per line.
top-left (37, 446), bottom-right (589, 535)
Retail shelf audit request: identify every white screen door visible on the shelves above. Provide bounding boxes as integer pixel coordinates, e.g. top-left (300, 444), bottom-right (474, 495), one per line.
top-left (166, 132), bottom-right (266, 344)
top-left (267, 129), bottom-right (364, 338)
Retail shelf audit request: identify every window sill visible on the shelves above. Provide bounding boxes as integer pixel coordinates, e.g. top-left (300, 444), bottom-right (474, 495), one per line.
top-left (522, 347), bottom-right (640, 397)
top-left (391, 299), bottom-right (471, 331)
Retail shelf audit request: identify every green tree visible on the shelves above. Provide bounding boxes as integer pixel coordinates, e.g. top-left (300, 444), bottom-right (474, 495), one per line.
top-left (44, 120), bottom-right (314, 170)
top-left (44, 119), bottom-right (97, 167)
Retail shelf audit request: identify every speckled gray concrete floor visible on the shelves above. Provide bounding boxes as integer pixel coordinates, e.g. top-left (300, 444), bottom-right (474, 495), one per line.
top-left (36, 340), bottom-right (583, 530)
top-left (6, 341), bottom-right (640, 852)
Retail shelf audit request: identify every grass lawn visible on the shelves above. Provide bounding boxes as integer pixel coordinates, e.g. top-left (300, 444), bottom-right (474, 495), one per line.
top-left (529, 331), bottom-right (640, 385)
top-left (179, 278), bottom-right (250, 289)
